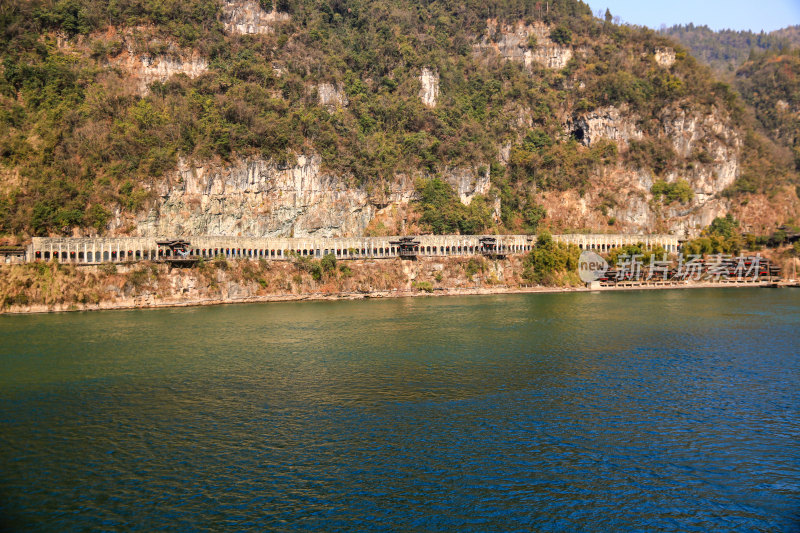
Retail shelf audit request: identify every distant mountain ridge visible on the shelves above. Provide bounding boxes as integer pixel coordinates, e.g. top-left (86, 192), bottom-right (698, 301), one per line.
top-left (772, 26), bottom-right (800, 47)
top-left (661, 24), bottom-right (800, 75)
top-left (736, 49), bottom-right (800, 172)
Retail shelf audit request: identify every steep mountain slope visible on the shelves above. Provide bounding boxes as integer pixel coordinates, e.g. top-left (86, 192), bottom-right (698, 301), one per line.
top-left (1, 0), bottom-right (797, 240)
top-left (663, 23), bottom-right (800, 176)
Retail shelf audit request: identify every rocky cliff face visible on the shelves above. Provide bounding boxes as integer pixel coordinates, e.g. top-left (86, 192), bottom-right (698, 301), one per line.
top-left (419, 68), bottom-right (439, 107)
top-left (123, 157), bottom-right (498, 238)
top-left (110, 47), bottom-right (208, 94)
top-left (444, 167), bottom-right (491, 205)
top-left (125, 99), bottom-right (769, 239)
top-left (317, 83), bottom-right (349, 109)
top-left (654, 47), bottom-right (676, 68)
top-left (539, 173), bottom-right (729, 238)
top-left (568, 105), bottom-right (643, 147)
top-left (50, 16), bottom-right (793, 241)
top-left (55, 29), bottom-right (209, 94)
top-left (476, 20), bottom-right (574, 70)
top-left (549, 103), bottom-right (747, 236)
top-left (570, 104), bottom-right (741, 196)
top-left (466, 18), bottom-right (794, 237)
top-left (133, 156), bottom-right (373, 237)
top-left (220, 0), bottom-right (290, 35)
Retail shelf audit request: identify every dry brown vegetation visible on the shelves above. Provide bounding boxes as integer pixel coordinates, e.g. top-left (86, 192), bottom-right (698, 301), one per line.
top-left (0, 255), bottom-right (551, 312)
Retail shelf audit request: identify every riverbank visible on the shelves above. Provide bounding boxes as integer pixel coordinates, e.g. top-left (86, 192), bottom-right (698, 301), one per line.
top-left (0, 255), bottom-right (787, 314)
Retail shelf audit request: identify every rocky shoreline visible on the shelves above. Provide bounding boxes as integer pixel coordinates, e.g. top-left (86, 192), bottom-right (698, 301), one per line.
top-left (0, 278), bottom-right (779, 315)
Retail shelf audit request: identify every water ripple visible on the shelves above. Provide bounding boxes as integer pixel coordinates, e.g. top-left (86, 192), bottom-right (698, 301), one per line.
top-left (0, 289), bottom-right (798, 531)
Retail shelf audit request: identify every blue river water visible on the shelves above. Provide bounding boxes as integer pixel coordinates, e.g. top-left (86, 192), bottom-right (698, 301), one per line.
top-left (0, 288), bottom-right (798, 531)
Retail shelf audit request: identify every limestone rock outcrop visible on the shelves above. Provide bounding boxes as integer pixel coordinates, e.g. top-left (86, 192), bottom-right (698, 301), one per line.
top-left (476, 20), bottom-right (573, 70)
top-left (444, 167), bottom-right (491, 205)
top-left (552, 104), bottom-right (747, 237)
top-left (654, 47), bottom-right (676, 68)
top-left (108, 43), bottom-right (208, 94)
top-left (568, 105), bottom-right (643, 147)
top-left (317, 83), bottom-right (349, 109)
top-left (419, 68), bottom-right (439, 108)
top-left (135, 156), bottom-right (374, 237)
top-left (220, 0), bottom-right (290, 35)
top-left (125, 157), bottom-right (500, 238)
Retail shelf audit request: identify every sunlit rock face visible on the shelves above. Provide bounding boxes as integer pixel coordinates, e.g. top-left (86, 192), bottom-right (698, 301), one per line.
top-left (419, 68), bottom-right (439, 108)
top-left (317, 83), bottom-right (349, 109)
top-left (476, 20), bottom-right (574, 71)
top-left (118, 155), bottom-right (499, 238)
top-left (220, 0), bottom-right (290, 35)
top-left (655, 46), bottom-right (676, 68)
top-left (132, 156), bottom-right (374, 238)
top-left (567, 105), bottom-right (644, 147)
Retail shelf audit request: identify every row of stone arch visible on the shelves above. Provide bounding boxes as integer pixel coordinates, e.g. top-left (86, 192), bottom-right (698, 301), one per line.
top-left (33, 242), bottom-right (535, 262)
top-left (577, 242), bottom-right (677, 252)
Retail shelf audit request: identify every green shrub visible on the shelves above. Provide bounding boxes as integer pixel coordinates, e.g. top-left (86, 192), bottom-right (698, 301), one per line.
top-left (680, 216), bottom-right (745, 255)
top-left (293, 255), bottom-right (324, 281)
top-left (607, 243), bottom-right (668, 266)
top-left (550, 26), bottom-right (572, 45)
top-left (627, 139), bottom-right (676, 175)
top-left (412, 281), bottom-right (434, 293)
top-left (522, 231), bottom-right (580, 284)
top-left (707, 214), bottom-right (739, 238)
top-left (309, 262), bottom-right (323, 281)
top-left (416, 178), bottom-right (491, 235)
top-left (681, 236), bottom-right (740, 256)
top-left (651, 179), bottom-right (693, 204)
top-left (522, 204), bottom-right (546, 232)
top-left (509, 133), bottom-right (618, 193)
top-left (768, 230), bottom-right (786, 247)
top-left (321, 253), bottom-right (337, 273)
top-left (86, 204), bottom-right (110, 232)
top-left (594, 71), bottom-right (653, 107)
top-left (464, 257), bottom-right (485, 278)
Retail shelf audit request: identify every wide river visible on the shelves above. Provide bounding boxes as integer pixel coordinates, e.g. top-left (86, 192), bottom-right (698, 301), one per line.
top-left (1, 288), bottom-right (798, 531)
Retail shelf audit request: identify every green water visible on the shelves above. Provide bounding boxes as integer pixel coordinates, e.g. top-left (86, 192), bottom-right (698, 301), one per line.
top-left (1, 289), bottom-right (798, 531)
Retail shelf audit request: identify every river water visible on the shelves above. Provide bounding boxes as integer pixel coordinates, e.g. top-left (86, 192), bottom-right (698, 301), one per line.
top-left (1, 288), bottom-right (798, 531)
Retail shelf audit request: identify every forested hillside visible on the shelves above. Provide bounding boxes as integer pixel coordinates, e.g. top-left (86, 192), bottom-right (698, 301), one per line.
top-left (0, 0), bottom-right (797, 239)
top-left (661, 24), bottom-right (800, 75)
top-left (736, 49), bottom-right (800, 171)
